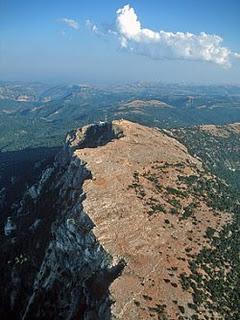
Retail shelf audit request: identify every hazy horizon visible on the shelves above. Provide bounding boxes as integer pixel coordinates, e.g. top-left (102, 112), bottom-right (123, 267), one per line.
top-left (2, 79), bottom-right (240, 87)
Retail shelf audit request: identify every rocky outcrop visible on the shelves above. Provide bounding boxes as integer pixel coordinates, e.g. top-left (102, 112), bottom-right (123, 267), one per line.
top-left (58, 122), bottom-right (123, 168)
top-left (27, 167), bottom-right (54, 201)
top-left (1, 122), bottom-right (125, 320)
top-left (23, 122), bottom-right (125, 320)
top-left (66, 122), bottom-right (123, 150)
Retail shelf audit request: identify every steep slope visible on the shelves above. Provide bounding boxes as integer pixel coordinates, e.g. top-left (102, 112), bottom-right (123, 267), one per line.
top-left (1, 120), bottom-right (234, 320)
top-left (168, 123), bottom-right (240, 319)
top-left (1, 122), bottom-right (125, 320)
top-left (170, 123), bottom-right (240, 191)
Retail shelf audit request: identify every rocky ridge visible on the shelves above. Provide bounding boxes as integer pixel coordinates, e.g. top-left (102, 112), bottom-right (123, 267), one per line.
top-left (75, 120), bottom-right (231, 319)
top-left (1, 120), bottom-right (232, 320)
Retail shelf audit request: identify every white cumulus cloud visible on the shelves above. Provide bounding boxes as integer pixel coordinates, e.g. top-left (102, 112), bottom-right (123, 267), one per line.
top-left (116, 4), bottom-right (239, 67)
top-left (61, 18), bottom-right (79, 30)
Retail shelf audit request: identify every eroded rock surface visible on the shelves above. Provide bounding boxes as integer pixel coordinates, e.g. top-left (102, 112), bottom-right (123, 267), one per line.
top-left (76, 120), bottom-right (231, 319)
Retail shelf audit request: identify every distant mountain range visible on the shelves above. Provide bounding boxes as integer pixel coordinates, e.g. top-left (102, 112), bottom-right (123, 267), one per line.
top-left (0, 81), bottom-right (240, 151)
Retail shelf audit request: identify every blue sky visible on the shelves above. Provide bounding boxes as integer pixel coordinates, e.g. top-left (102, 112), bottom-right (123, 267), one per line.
top-left (1, 0), bottom-right (240, 84)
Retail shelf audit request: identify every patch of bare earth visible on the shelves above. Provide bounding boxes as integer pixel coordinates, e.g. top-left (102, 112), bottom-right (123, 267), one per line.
top-left (116, 99), bottom-right (172, 116)
top-left (200, 123), bottom-right (240, 137)
top-left (75, 120), bottom-right (231, 320)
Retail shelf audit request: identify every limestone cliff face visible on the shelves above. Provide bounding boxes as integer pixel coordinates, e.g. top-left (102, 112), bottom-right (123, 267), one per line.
top-left (22, 122), bottom-right (125, 320)
top-left (1, 120), bottom-right (230, 320)
top-left (1, 122), bottom-right (125, 320)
